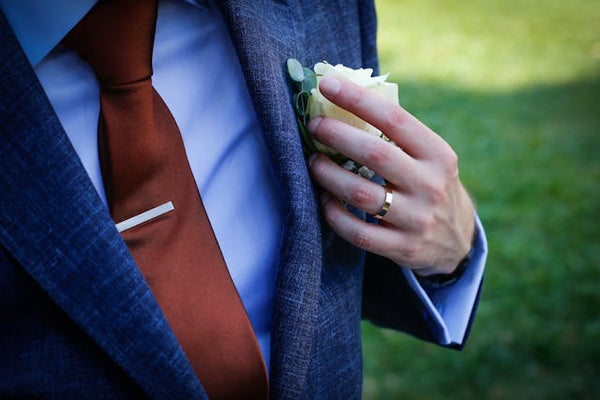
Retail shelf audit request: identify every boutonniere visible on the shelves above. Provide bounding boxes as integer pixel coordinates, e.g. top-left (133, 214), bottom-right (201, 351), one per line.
top-left (286, 58), bottom-right (399, 179)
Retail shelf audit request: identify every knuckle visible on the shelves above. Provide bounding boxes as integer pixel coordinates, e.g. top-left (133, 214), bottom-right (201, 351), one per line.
top-left (385, 106), bottom-right (407, 131)
top-left (431, 185), bottom-right (448, 205)
top-left (402, 238), bottom-right (422, 264)
top-left (348, 86), bottom-right (368, 109)
top-left (442, 148), bottom-right (459, 177)
top-left (347, 183), bottom-right (377, 209)
top-left (414, 213), bottom-right (435, 234)
top-left (423, 179), bottom-right (448, 205)
top-left (363, 140), bottom-right (392, 165)
top-left (431, 140), bottom-right (459, 176)
top-left (350, 229), bottom-right (372, 250)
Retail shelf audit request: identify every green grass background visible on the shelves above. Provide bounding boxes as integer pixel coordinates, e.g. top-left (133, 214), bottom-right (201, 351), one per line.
top-left (361, 1), bottom-right (600, 398)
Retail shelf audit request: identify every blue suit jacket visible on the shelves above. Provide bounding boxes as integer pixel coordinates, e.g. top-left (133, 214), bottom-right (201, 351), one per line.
top-left (0, 1), bottom-right (480, 398)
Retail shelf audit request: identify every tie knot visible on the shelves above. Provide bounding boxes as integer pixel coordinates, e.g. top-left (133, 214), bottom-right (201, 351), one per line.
top-left (64, 0), bottom-right (158, 86)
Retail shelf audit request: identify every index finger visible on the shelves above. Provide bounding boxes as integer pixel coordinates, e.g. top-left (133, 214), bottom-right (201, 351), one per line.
top-left (318, 76), bottom-right (447, 159)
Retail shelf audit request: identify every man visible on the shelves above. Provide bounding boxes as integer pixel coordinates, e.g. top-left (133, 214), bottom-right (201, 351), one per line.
top-left (0, 0), bottom-right (487, 399)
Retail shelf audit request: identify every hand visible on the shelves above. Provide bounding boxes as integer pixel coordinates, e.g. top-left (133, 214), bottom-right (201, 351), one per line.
top-left (308, 76), bottom-right (475, 276)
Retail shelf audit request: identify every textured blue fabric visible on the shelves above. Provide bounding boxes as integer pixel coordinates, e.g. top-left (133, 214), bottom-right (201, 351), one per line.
top-left (0, 1), bottom-right (482, 399)
top-left (0, 10), bottom-right (205, 399)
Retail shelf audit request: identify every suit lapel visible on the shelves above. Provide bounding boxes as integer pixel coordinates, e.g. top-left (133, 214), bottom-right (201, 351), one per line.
top-left (0, 13), bottom-right (204, 400)
top-left (216, 1), bottom-right (324, 397)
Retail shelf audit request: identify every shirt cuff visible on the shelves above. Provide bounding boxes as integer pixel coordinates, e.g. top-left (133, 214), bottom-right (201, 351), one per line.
top-left (400, 214), bottom-right (488, 345)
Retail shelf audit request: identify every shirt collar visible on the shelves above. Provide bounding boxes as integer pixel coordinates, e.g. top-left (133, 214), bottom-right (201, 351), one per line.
top-left (0, 0), bottom-right (209, 66)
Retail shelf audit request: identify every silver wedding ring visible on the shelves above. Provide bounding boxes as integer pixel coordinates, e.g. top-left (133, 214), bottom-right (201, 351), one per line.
top-left (374, 184), bottom-right (393, 220)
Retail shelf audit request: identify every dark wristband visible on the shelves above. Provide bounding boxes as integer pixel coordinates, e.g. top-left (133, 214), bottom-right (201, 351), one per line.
top-left (416, 230), bottom-right (477, 288)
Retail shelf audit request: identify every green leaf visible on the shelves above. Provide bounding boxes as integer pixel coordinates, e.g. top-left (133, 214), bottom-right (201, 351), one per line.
top-left (287, 58), bottom-right (305, 82)
top-left (295, 91), bottom-right (311, 118)
top-left (303, 67), bottom-right (314, 79)
top-left (297, 117), bottom-right (319, 154)
top-left (301, 73), bottom-right (318, 94)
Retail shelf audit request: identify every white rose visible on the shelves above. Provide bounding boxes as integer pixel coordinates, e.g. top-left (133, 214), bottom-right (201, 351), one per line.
top-left (309, 62), bottom-right (399, 154)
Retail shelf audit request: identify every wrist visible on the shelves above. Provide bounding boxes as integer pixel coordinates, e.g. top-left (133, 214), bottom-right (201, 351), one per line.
top-left (416, 248), bottom-right (473, 287)
top-left (416, 224), bottom-right (477, 287)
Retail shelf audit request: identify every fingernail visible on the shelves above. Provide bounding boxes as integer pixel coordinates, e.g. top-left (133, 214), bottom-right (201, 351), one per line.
top-left (308, 153), bottom-right (318, 167)
top-left (307, 117), bottom-right (322, 134)
top-left (319, 77), bottom-right (341, 96)
top-left (320, 191), bottom-right (331, 206)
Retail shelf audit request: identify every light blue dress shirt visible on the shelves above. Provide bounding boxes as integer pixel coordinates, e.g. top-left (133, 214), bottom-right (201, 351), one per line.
top-left (0, 0), bottom-right (487, 369)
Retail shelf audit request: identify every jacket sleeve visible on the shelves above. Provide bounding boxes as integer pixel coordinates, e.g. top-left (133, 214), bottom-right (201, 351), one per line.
top-left (362, 216), bottom-right (487, 348)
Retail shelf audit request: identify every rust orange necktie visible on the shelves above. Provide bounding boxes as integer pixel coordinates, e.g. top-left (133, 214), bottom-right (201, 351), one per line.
top-left (64, 1), bottom-right (268, 398)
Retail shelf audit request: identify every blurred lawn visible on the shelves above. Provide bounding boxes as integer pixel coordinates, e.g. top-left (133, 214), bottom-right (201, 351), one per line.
top-left (362, 0), bottom-right (600, 399)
